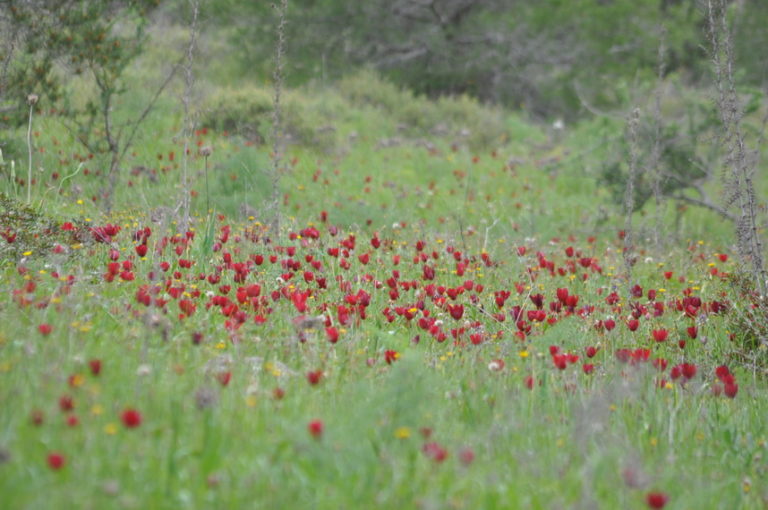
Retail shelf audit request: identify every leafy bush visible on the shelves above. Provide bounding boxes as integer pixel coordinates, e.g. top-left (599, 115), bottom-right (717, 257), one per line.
top-left (199, 86), bottom-right (337, 150)
top-left (597, 89), bottom-right (720, 212)
top-left (338, 70), bottom-right (508, 150)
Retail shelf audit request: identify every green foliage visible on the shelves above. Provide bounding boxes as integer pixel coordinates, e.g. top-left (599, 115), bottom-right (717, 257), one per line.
top-left (200, 0), bottom-right (738, 118)
top-left (0, 1), bottom-right (161, 137)
top-left (199, 86), bottom-right (336, 150)
top-left (597, 89), bottom-right (720, 212)
top-left (338, 70), bottom-right (508, 150)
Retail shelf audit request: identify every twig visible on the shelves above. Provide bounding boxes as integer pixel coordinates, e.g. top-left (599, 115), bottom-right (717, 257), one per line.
top-left (25, 99), bottom-right (34, 204)
top-left (622, 107), bottom-right (641, 294)
top-left (269, 0), bottom-right (289, 234)
top-left (180, 0), bottom-right (200, 229)
top-left (119, 61), bottom-right (182, 162)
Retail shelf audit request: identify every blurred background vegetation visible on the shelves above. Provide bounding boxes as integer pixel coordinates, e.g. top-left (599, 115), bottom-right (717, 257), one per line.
top-left (3, 0), bottom-right (767, 125)
top-left (0, 0), bottom-right (767, 243)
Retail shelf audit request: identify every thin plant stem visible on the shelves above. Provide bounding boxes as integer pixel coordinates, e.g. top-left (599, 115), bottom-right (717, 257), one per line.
top-left (204, 154), bottom-right (210, 214)
top-left (26, 102), bottom-right (33, 204)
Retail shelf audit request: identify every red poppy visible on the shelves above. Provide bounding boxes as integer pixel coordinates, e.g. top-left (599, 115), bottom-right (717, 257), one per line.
top-left (325, 327), bottom-right (339, 343)
top-left (422, 442), bottom-right (448, 462)
top-left (652, 329), bottom-right (668, 342)
top-left (307, 370), bottom-right (323, 385)
top-left (177, 299), bottom-right (195, 317)
top-left (47, 452), bottom-right (65, 470)
top-left (217, 371), bottom-right (232, 386)
top-left (308, 419), bottom-right (324, 438)
top-left (384, 350), bottom-right (400, 364)
top-left (121, 408), bottom-right (142, 428)
top-left (59, 395), bottom-right (74, 413)
top-left (524, 376), bottom-right (535, 389)
top-left (38, 324), bottom-right (53, 336)
top-left (645, 491), bottom-right (669, 509)
top-left (89, 359), bottom-right (102, 376)
top-left (447, 303), bottom-right (464, 320)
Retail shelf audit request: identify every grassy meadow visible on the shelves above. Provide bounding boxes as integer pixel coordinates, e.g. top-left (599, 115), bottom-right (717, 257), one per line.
top-left (1, 27), bottom-right (768, 510)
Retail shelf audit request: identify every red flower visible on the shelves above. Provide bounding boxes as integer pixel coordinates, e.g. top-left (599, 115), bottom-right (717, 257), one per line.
top-left (89, 359), bottom-right (102, 376)
top-left (47, 452), bottom-right (65, 470)
top-left (30, 409), bottom-right (44, 426)
top-left (585, 346), bottom-right (598, 358)
top-left (307, 370), bottom-right (323, 386)
top-left (121, 408), bottom-right (142, 428)
top-left (715, 365), bottom-right (732, 381)
top-left (422, 442), bottom-right (448, 462)
top-left (627, 319), bottom-right (639, 332)
top-left (135, 244), bottom-right (148, 257)
top-left (645, 491), bottom-right (669, 509)
top-left (552, 354), bottom-right (567, 370)
top-left (582, 363), bottom-right (594, 375)
top-left (308, 419), bottom-right (324, 438)
top-left (651, 329), bottom-right (668, 342)
top-left (681, 363), bottom-right (697, 380)
top-left (325, 327), bottom-right (339, 343)
top-left (458, 447), bottom-right (475, 466)
top-left (488, 359), bottom-right (505, 372)
top-left (38, 323), bottom-right (53, 336)
top-left (178, 299), bottom-right (196, 317)
top-left (724, 382), bottom-right (738, 398)
top-left (217, 371), bottom-right (232, 386)
top-left (447, 303), bottom-right (464, 320)
top-left (59, 395), bottom-right (74, 413)
top-left (524, 375), bottom-right (535, 390)
top-left (384, 350), bottom-right (400, 365)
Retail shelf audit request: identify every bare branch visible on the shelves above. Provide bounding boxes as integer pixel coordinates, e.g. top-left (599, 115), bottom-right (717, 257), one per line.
top-left (119, 61), bottom-right (181, 161)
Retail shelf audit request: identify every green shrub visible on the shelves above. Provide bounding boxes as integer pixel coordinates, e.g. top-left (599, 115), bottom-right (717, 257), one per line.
top-left (338, 70), bottom-right (508, 150)
top-left (597, 88), bottom-right (719, 212)
top-left (199, 86), bottom-right (336, 150)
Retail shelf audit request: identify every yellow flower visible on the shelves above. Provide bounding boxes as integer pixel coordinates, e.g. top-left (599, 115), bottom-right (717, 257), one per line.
top-left (395, 427), bottom-right (411, 439)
